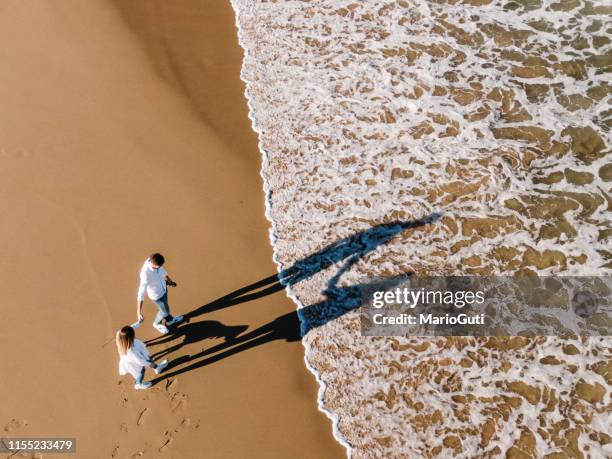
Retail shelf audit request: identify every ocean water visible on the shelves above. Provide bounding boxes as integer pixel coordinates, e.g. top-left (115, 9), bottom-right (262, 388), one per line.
top-left (230, 0), bottom-right (611, 457)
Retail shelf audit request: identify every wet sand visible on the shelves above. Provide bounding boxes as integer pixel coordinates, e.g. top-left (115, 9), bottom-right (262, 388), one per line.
top-left (0, 1), bottom-right (344, 457)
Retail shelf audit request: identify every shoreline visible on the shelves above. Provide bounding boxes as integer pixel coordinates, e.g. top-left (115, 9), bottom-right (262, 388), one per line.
top-left (228, 0), bottom-right (354, 454)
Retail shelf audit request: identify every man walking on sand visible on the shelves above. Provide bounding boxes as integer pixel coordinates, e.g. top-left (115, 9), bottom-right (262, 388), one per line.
top-left (137, 253), bottom-right (183, 334)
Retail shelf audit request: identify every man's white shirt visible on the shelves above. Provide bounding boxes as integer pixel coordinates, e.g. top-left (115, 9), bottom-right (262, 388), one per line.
top-left (137, 260), bottom-right (168, 301)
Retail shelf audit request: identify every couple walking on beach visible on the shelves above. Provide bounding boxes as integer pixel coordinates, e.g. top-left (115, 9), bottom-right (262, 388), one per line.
top-left (116, 253), bottom-right (184, 390)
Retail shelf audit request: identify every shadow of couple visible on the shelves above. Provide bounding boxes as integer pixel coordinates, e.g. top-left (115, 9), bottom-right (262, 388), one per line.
top-left (146, 213), bottom-right (441, 384)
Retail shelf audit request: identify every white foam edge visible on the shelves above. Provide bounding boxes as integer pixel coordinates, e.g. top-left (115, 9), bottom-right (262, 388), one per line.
top-left (227, 0), bottom-right (353, 456)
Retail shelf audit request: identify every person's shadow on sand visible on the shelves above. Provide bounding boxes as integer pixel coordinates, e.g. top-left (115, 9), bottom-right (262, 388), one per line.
top-left (148, 321), bottom-right (248, 360)
top-left (148, 213), bottom-right (441, 384)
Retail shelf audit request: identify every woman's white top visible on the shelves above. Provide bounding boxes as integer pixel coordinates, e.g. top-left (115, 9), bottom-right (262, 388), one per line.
top-left (118, 339), bottom-right (151, 378)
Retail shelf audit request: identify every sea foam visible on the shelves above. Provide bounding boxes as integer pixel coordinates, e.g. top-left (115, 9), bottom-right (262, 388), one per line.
top-left (230, 0), bottom-right (611, 457)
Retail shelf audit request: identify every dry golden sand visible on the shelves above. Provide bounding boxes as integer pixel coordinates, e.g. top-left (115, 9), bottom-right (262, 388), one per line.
top-left (0, 1), bottom-right (343, 457)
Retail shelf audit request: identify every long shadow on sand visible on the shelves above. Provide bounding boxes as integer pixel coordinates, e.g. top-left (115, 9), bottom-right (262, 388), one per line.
top-left (148, 213), bottom-right (441, 384)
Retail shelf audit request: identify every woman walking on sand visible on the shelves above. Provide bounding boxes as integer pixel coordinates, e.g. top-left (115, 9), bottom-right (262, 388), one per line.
top-left (116, 325), bottom-right (168, 390)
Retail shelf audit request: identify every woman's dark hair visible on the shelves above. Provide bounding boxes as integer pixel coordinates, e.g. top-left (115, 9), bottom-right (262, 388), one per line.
top-left (149, 253), bottom-right (165, 266)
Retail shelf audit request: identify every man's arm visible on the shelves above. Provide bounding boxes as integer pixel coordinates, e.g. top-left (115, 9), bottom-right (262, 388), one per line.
top-left (136, 272), bottom-right (147, 322)
top-left (164, 275), bottom-right (177, 287)
top-left (136, 300), bottom-right (144, 322)
top-left (161, 267), bottom-right (177, 287)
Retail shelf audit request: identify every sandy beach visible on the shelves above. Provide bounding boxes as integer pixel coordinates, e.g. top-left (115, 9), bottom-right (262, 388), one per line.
top-left (3, 0), bottom-right (609, 457)
top-left (0, 1), bottom-right (344, 457)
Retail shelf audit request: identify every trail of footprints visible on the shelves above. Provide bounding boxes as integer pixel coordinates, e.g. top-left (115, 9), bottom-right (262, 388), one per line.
top-left (114, 379), bottom-right (199, 458)
top-left (5, 375), bottom-right (195, 456)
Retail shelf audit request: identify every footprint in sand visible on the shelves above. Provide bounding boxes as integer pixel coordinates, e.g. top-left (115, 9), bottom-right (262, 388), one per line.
top-left (159, 436), bottom-right (173, 453)
top-left (165, 379), bottom-right (177, 392)
top-left (131, 451), bottom-right (144, 458)
top-left (111, 445), bottom-right (119, 457)
top-left (120, 423), bottom-right (128, 433)
top-left (170, 391), bottom-right (188, 404)
top-left (171, 417), bottom-right (192, 434)
top-left (171, 398), bottom-right (187, 413)
top-left (136, 408), bottom-right (148, 426)
top-left (3, 418), bottom-right (28, 432)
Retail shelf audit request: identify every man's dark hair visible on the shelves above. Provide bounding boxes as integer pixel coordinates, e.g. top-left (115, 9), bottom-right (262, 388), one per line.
top-left (149, 253), bottom-right (165, 266)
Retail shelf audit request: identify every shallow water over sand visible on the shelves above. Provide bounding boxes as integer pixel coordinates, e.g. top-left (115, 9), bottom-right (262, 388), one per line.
top-left (232, 0), bottom-right (611, 456)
